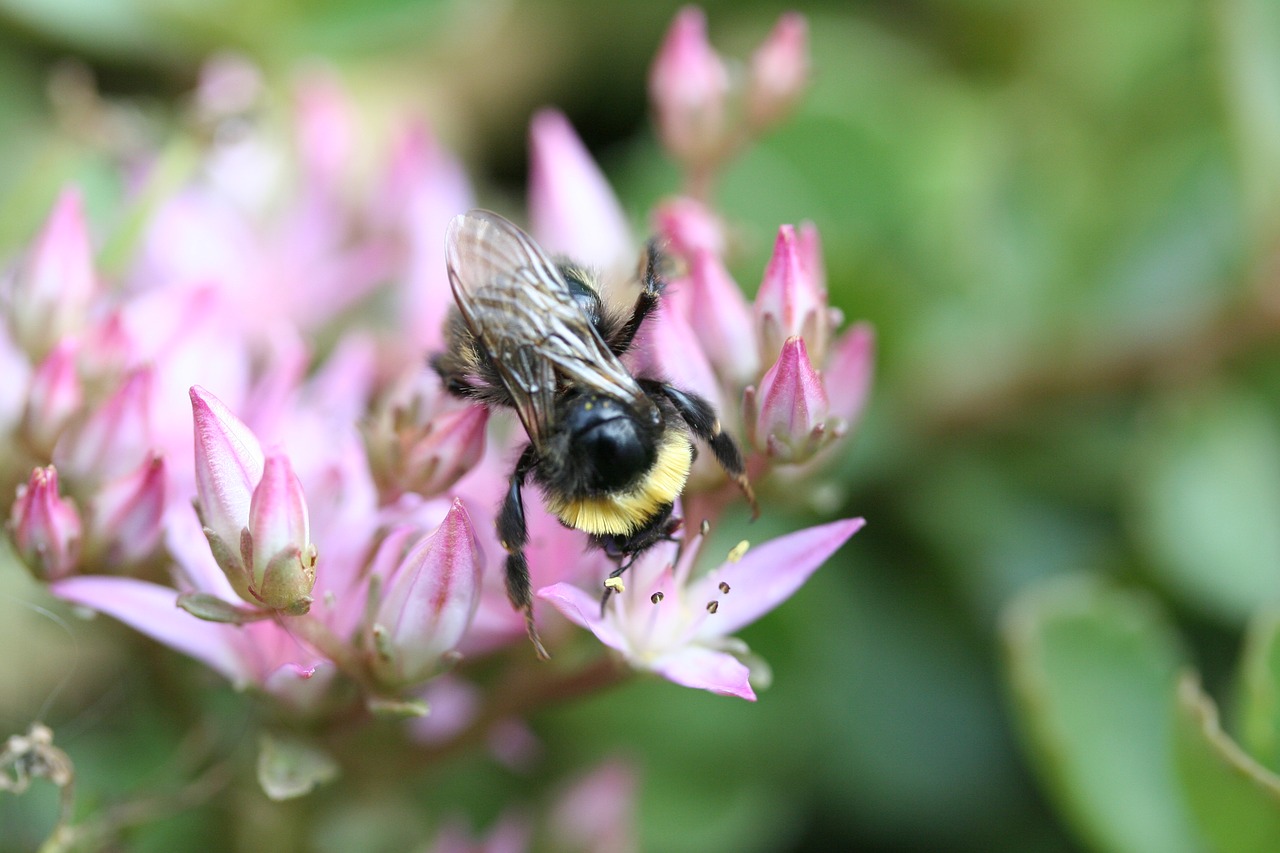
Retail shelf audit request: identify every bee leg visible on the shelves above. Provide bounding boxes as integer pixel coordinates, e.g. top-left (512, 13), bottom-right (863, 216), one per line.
top-left (609, 237), bottom-right (667, 356)
top-left (498, 446), bottom-right (549, 660)
top-left (651, 382), bottom-right (759, 520)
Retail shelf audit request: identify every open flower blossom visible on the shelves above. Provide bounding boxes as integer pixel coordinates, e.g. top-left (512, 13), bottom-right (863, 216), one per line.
top-left (539, 516), bottom-right (864, 700)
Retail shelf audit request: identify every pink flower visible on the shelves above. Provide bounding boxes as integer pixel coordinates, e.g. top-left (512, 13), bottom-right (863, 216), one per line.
top-left (362, 372), bottom-right (490, 504)
top-left (672, 250), bottom-right (758, 386)
top-left (744, 336), bottom-right (840, 463)
top-left (825, 323), bottom-right (875, 428)
top-left (8, 466), bottom-right (81, 581)
top-left (746, 13), bottom-right (810, 131)
top-left (528, 109), bottom-right (633, 273)
top-left (84, 453), bottom-right (166, 567)
top-left (246, 453), bottom-right (317, 612)
top-left (4, 187), bottom-right (97, 360)
top-left (366, 500), bottom-right (483, 688)
top-left (539, 517), bottom-right (864, 700)
top-left (653, 195), bottom-right (726, 259)
top-left (649, 7), bottom-right (731, 170)
top-left (755, 223), bottom-right (829, 365)
top-left (549, 759), bottom-right (639, 853)
top-left (52, 567), bottom-right (337, 713)
top-left (53, 367), bottom-right (154, 489)
top-left (191, 386), bottom-right (317, 613)
top-left (22, 340), bottom-right (82, 457)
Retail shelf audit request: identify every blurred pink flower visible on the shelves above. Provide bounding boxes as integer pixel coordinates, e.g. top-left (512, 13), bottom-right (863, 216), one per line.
top-left (747, 13), bottom-right (810, 131)
top-left (649, 6), bottom-right (730, 171)
top-left (9, 466), bottom-right (81, 581)
top-left (549, 759), bottom-right (639, 853)
top-left (539, 516), bottom-right (864, 699)
top-left (528, 109), bottom-right (633, 273)
top-left (4, 187), bottom-right (97, 360)
top-left (22, 340), bottom-right (82, 457)
top-left (84, 452), bottom-right (166, 567)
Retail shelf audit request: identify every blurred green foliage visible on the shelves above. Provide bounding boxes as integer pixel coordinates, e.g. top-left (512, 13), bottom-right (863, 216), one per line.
top-left (8, 0), bottom-right (1280, 850)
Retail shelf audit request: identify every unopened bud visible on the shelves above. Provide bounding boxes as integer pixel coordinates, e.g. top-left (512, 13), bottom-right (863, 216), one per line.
top-left (9, 466), bottom-right (81, 581)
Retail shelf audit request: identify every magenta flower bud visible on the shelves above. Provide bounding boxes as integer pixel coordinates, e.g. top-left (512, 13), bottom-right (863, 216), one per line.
top-left (755, 224), bottom-right (829, 366)
top-left (5, 188), bottom-right (97, 361)
top-left (746, 13), bottom-right (810, 131)
top-left (528, 109), bottom-right (633, 273)
top-left (649, 7), bottom-right (731, 169)
top-left (825, 322), bottom-right (875, 428)
top-left (190, 386), bottom-right (264, 597)
top-left (53, 367), bottom-right (153, 488)
top-left (23, 339), bottom-right (83, 457)
top-left (744, 336), bottom-right (842, 463)
top-left (246, 453), bottom-right (317, 612)
top-left (368, 500), bottom-right (482, 688)
top-left (9, 466), bottom-right (82, 581)
top-left (653, 196), bottom-right (726, 259)
top-left (86, 453), bottom-right (166, 566)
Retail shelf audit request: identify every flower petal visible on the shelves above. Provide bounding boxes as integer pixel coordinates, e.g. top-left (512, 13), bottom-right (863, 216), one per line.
top-left (537, 582), bottom-right (626, 651)
top-left (694, 517), bottom-right (864, 637)
top-left (51, 576), bottom-right (251, 685)
top-left (528, 109), bottom-right (632, 273)
top-left (651, 646), bottom-right (756, 700)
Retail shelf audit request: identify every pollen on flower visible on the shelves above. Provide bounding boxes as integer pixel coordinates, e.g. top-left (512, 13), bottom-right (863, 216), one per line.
top-left (706, 600), bottom-right (719, 614)
top-left (604, 577), bottom-right (625, 593)
top-left (727, 540), bottom-right (750, 563)
top-left (718, 581), bottom-right (731, 594)
top-left (651, 591), bottom-right (664, 604)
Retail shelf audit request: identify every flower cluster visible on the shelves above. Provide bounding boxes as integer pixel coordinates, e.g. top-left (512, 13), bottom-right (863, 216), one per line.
top-left (2, 7), bottom-right (867, 736)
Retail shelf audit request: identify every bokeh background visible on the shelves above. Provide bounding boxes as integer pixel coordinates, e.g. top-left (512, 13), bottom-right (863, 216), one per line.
top-left (4, 0), bottom-right (1280, 850)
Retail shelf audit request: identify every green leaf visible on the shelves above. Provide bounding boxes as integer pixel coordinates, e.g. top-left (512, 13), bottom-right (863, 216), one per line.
top-left (1174, 674), bottom-right (1280, 852)
top-left (256, 733), bottom-right (339, 801)
top-left (1239, 609), bottom-right (1280, 774)
top-left (176, 593), bottom-right (271, 625)
top-left (1001, 575), bottom-right (1208, 853)
top-left (1130, 390), bottom-right (1280, 624)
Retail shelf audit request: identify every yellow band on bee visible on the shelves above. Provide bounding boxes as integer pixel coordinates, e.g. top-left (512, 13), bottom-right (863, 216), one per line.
top-left (547, 432), bottom-right (692, 536)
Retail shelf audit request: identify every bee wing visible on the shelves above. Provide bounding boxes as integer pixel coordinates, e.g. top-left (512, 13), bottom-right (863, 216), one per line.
top-left (445, 210), bottom-right (654, 445)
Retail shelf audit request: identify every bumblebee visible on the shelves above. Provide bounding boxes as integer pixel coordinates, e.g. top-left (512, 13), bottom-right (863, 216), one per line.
top-left (432, 210), bottom-right (756, 657)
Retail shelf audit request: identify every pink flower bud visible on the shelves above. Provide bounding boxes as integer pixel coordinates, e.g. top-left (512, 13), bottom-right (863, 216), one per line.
top-left (23, 340), bottom-right (83, 457)
top-left (190, 386), bottom-right (264, 591)
top-left (9, 467), bottom-right (81, 581)
top-left (246, 453), bottom-right (317, 612)
top-left (745, 336), bottom-right (842, 463)
top-left (653, 196), bottom-right (726, 259)
top-left (528, 109), bottom-right (633, 273)
top-left (5, 188), bottom-right (97, 360)
top-left (53, 367), bottom-right (153, 488)
top-left (649, 7), bottom-right (731, 169)
top-left (755, 224), bottom-right (829, 365)
top-left (825, 323), bottom-right (874, 428)
top-left (401, 405), bottom-right (489, 499)
top-left (746, 13), bottom-right (810, 131)
top-left (680, 251), bottom-right (758, 386)
top-left (368, 500), bottom-right (482, 688)
top-left (86, 453), bottom-right (166, 566)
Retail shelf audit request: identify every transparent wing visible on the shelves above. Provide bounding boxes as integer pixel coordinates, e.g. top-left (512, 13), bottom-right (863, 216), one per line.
top-left (444, 209), bottom-right (653, 444)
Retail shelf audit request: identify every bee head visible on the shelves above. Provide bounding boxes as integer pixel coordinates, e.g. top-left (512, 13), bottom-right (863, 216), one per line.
top-left (560, 393), bottom-right (659, 493)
